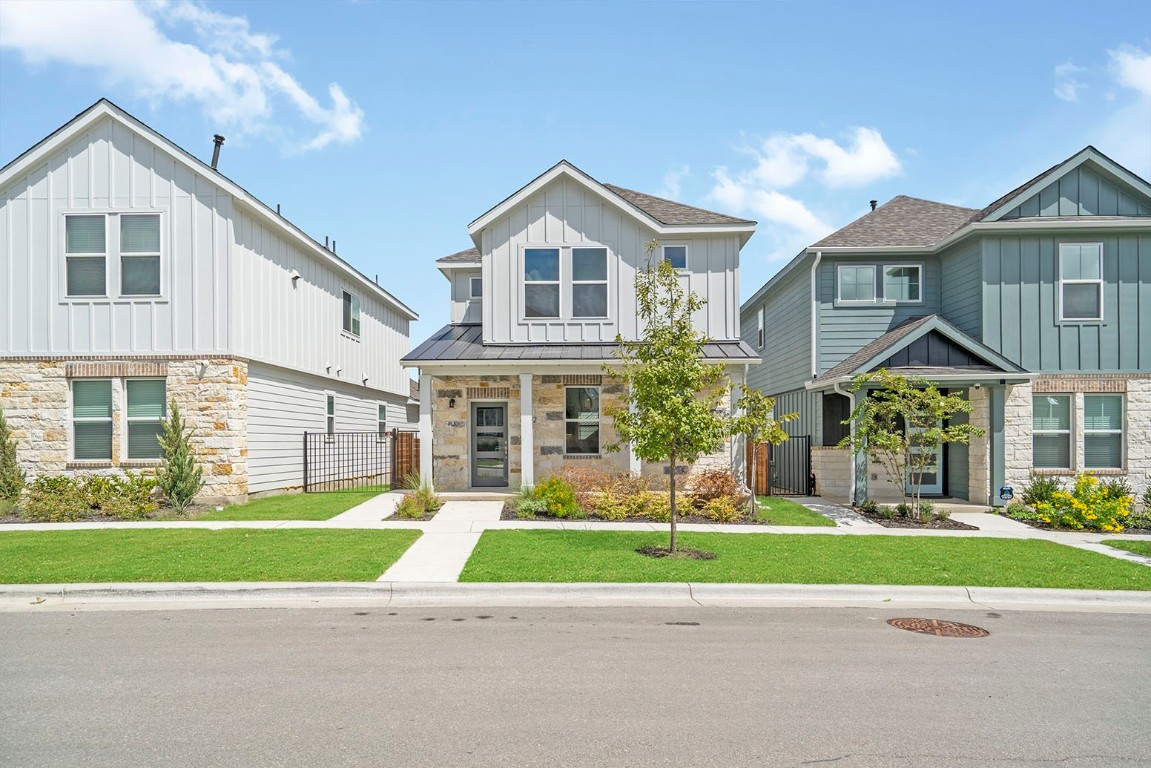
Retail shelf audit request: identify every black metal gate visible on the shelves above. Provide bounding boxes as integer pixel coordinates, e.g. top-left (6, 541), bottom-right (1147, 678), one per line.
top-left (748, 435), bottom-right (812, 496)
top-left (303, 430), bottom-right (420, 492)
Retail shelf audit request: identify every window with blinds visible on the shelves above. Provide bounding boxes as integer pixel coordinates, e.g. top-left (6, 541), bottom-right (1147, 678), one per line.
top-left (571, 247), bottom-right (607, 318)
top-left (126, 380), bottom-right (166, 459)
top-left (1032, 395), bottom-right (1071, 469)
top-left (1083, 395), bottom-right (1123, 469)
top-left (72, 380), bottom-right (113, 460)
top-left (120, 215), bottom-right (162, 296)
top-left (65, 216), bottom-right (107, 297)
top-left (1059, 244), bottom-right (1103, 322)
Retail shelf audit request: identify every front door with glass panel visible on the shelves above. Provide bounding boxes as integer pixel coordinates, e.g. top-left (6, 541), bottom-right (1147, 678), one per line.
top-left (906, 423), bottom-right (944, 496)
top-left (471, 403), bottom-right (508, 488)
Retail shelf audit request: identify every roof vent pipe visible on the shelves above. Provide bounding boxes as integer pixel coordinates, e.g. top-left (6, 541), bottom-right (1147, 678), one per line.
top-left (332, 240), bottom-right (336, 254)
top-left (210, 135), bottom-right (225, 169)
top-left (869, 199), bottom-right (877, 211)
top-left (325, 236), bottom-right (329, 249)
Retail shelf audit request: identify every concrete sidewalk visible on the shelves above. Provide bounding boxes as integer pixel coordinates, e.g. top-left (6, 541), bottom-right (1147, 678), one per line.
top-left (379, 501), bottom-right (504, 582)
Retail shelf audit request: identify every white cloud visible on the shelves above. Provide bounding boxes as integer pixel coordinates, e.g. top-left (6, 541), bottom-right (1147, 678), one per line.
top-left (1054, 62), bottom-right (1087, 102)
top-left (1111, 44), bottom-right (1151, 98)
top-left (657, 165), bottom-right (690, 199)
top-left (711, 167), bottom-right (832, 263)
top-left (0, 0), bottom-right (364, 152)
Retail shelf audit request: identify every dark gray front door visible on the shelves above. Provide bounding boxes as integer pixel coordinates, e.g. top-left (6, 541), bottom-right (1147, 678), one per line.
top-left (471, 402), bottom-right (508, 488)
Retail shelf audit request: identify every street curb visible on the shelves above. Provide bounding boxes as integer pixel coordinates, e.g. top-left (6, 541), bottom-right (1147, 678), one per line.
top-left (2, 582), bottom-right (1151, 612)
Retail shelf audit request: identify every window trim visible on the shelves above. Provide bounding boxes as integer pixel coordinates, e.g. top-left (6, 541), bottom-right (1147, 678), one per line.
top-left (1032, 393), bottom-right (1073, 471)
top-left (61, 210), bottom-right (168, 304)
top-left (570, 246), bottom-right (609, 320)
top-left (70, 378), bottom-right (114, 462)
top-left (342, 290), bottom-right (362, 337)
top-left (325, 393), bottom-right (336, 439)
top-left (564, 385), bottom-right (602, 456)
top-left (835, 264), bottom-right (877, 304)
top-left (1082, 393), bottom-right (1124, 470)
top-left (880, 263), bottom-right (924, 304)
top-left (519, 244), bottom-right (616, 323)
top-left (661, 243), bottom-right (688, 271)
top-left (522, 246), bottom-right (562, 320)
top-left (64, 213), bottom-right (109, 299)
top-left (469, 276), bottom-right (483, 300)
top-left (124, 378), bottom-right (167, 461)
top-left (377, 403), bottom-right (388, 443)
top-left (1058, 242), bottom-right (1104, 323)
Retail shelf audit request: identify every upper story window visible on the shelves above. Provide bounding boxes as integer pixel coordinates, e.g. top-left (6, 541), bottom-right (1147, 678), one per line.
top-left (1059, 243), bottom-right (1103, 322)
top-left (662, 245), bottom-right (687, 270)
top-left (120, 215), bottom-right (162, 296)
top-left (65, 213), bottom-right (162, 299)
top-left (757, 306), bottom-right (765, 349)
top-left (882, 265), bottom-right (921, 303)
top-left (342, 290), bottom-right (361, 336)
top-left (524, 248), bottom-right (561, 318)
top-left (837, 265), bottom-right (876, 303)
top-left (65, 215), bottom-right (108, 297)
top-left (469, 276), bottom-right (483, 299)
top-left (571, 247), bottom-right (607, 318)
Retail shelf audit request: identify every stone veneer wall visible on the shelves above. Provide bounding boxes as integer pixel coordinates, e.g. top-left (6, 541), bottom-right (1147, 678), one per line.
top-left (640, 386), bottom-right (734, 484)
top-left (0, 357), bottom-right (248, 503)
top-left (966, 387), bottom-right (991, 506)
top-left (430, 374), bottom-right (522, 491)
top-left (533, 376), bottom-right (629, 479)
top-left (811, 446), bottom-right (851, 504)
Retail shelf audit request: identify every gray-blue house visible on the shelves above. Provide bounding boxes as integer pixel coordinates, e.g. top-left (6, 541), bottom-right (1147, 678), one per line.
top-left (741, 146), bottom-right (1151, 507)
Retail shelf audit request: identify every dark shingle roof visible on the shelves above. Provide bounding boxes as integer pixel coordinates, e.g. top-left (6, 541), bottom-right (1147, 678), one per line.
top-left (812, 196), bottom-right (978, 249)
top-left (603, 184), bottom-right (756, 226)
top-left (436, 247), bottom-right (480, 264)
top-left (403, 324), bottom-right (759, 364)
top-left (817, 316), bottom-right (937, 381)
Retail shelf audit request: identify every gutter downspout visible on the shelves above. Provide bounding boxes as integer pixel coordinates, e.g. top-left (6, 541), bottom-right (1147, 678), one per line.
top-left (833, 380), bottom-right (857, 506)
top-left (810, 251), bottom-right (822, 379)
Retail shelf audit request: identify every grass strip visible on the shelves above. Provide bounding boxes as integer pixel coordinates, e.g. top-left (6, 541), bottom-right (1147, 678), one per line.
top-left (459, 530), bottom-right (1151, 590)
top-left (755, 496), bottom-right (835, 527)
top-left (1103, 540), bottom-right (1151, 558)
top-left (0, 529), bottom-right (419, 583)
top-left (192, 486), bottom-right (389, 521)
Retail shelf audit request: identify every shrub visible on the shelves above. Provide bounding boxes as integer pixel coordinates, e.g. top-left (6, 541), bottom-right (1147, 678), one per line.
top-left (394, 477), bottom-right (442, 520)
top-left (1030, 471), bottom-right (1133, 532)
top-left (917, 499), bottom-right (936, 523)
top-left (0, 406), bottom-right (24, 503)
top-left (1142, 486), bottom-right (1151, 512)
top-left (701, 496), bottom-right (743, 523)
top-left (1021, 473), bottom-right (1062, 507)
top-left (876, 505), bottom-right (898, 520)
top-left (592, 489), bottom-right (628, 521)
top-left (895, 502), bottom-right (914, 518)
top-left (933, 506), bottom-right (951, 521)
top-left (155, 400), bottom-right (204, 514)
top-left (514, 497), bottom-right (549, 519)
top-left (858, 498), bottom-right (880, 515)
top-left (558, 466), bottom-right (613, 511)
top-left (687, 469), bottom-right (740, 509)
top-left (1004, 501), bottom-right (1044, 524)
top-left (1100, 477), bottom-right (1134, 503)
top-left (642, 491), bottom-right (672, 523)
top-left (21, 473), bottom-right (157, 522)
top-left (535, 475), bottom-right (579, 519)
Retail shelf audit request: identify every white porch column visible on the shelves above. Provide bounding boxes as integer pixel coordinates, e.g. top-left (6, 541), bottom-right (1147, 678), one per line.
top-left (730, 366), bottom-right (747, 488)
top-left (418, 372), bottom-right (433, 485)
top-left (520, 373), bottom-right (534, 487)
top-left (628, 395), bottom-right (641, 476)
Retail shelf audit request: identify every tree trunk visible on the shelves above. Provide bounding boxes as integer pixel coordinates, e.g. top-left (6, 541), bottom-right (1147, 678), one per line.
top-left (747, 433), bottom-right (758, 518)
top-left (669, 454), bottom-right (678, 554)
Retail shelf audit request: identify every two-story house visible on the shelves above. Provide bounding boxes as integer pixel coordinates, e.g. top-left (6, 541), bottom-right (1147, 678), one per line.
top-left (403, 161), bottom-right (759, 490)
top-left (742, 146), bottom-right (1151, 507)
top-left (0, 100), bottom-right (418, 502)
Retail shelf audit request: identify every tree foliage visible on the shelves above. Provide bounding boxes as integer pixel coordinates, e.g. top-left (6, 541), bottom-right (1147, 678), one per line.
top-left (0, 405), bottom-right (25, 503)
top-left (156, 399), bottom-right (204, 514)
top-left (838, 369), bottom-right (984, 514)
top-left (730, 385), bottom-right (795, 515)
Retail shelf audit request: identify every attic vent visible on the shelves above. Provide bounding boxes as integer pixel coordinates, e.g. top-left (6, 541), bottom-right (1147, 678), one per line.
top-left (562, 375), bottom-right (602, 386)
top-left (467, 387), bottom-right (509, 399)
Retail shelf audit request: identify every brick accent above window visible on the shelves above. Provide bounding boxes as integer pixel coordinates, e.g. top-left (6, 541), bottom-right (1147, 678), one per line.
top-left (467, 387), bottom-right (509, 399)
top-left (562, 375), bottom-right (602, 386)
top-left (66, 362), bottom-right (169, 378)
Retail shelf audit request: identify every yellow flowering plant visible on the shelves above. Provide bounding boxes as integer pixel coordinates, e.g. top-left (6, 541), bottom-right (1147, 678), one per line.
top-left (1022, 471), bottom-right (1133, 532)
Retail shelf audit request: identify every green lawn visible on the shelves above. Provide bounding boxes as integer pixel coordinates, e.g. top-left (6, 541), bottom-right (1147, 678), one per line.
top-left (1104, 540), bottom-right (1151, 558)
top-left (459, 530), bottom-right (1151, 590)
top-left (192, 486), bottom-right (389, 521)
top-left (0, 529), bottom-right (419, 583)
top-left (755, 496), bottom-right (835, 527)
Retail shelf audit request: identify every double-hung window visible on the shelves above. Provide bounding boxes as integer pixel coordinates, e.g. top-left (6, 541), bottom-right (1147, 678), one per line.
top-left (882, 265), bottom-right (921, 302)
top-left (1032, 395), bottom-right (1072, 469)
top-left (342, 291), bottom-right (361, 336)
top-left (662, 245), bottom-right (687, 270)
top-left (126, 380), bottom-right (166, 459)
top-left (1083, 395), bottom-right (1123, 469)
top-left (564, 386), bottom-right (601, 455)
top-left (72, 380), bottom-right (113, 460)
top-left (524, 248), bottom-right (560, 318)
top-left (571, 247), bottom-right (607, 318)
top-left (65, 215), bottom-right (108, 297)
top-left (120, 214), bottom-right (162, 296)
top-left (1059, 244), bottom-right (1103, 322)
top-left (837, 265), bottom-right (875, 303)
top-left (378, 404), bottom-right (388, 441)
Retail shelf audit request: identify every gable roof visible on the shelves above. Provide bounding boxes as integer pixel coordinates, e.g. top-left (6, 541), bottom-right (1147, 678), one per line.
top-left (436, 247), bottom-right (481, 266)
top-left (811, 196), bottom-right (979, 249)
top-left (0, 99), bottom-right (418, 321)
top-left (466, 160), bottom-right (756, 245)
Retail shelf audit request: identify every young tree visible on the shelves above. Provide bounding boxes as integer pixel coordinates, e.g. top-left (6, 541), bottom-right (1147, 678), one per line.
top-left (0, 405), bottom-right (25, 504)
top-left (730, 385), bottom-right (795, 517)
top-left (605, 242), bottom-right (729, 554)
top-left (838, 369), bottom-right (984, 515)
top-left (156, 399), bottom-right (204, 514)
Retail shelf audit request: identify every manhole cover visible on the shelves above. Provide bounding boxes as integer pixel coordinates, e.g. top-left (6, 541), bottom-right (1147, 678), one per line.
top-left (887, 618), bottom-right (989, 638)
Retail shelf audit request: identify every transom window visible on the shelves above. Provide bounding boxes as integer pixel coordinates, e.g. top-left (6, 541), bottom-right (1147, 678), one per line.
top-left (524, 248), bottom-right (560, 318)
top-left (662, 245), bottom-right (687, 270)
top-left (65, 215), bottom-right (108, 297)
top-left (1059, 243), bottom-right (1103, 321)
top-left (571, 247), bottom-right (607, 318)
top-left (469, 276), bottom-right (483, 299)
top-left (1083, 394), bottom-right (1123, 469)
top-left (1032, 395), bottom-right (1071, 469)
top-left (126, 379), bottom-right (166, 459)
top-left (883, 265), bottom-right (922, 303)
top-left (837, 265), bottom-right (876, 303)
top-left (72, 380), bottom-right (113, 460)
top-left (120, 215), bottom-right (162, 296)
top-left (564, 386), bottom-right (601, 455)
top-left (342, 291), bottom-right (361, 336)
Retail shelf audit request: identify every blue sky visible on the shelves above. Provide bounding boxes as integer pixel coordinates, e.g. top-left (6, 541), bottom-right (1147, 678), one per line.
top-left (2, 0), bottom-right (1149, 342)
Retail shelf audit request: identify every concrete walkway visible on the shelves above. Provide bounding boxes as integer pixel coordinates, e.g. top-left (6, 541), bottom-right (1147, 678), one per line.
top-left (379, 501), bottom-right (503, 582)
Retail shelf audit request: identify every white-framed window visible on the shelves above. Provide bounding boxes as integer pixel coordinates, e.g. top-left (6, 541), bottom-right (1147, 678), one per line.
top-left (72, 379), bottom-right (113, 460)
top-left (65, 215), bottom-right (108, 297)
top-left (564, 386), bottom-right (601, 455)
top-left (342, 290), bottom-right (361, 336)
top-left (571, 247), bottom-right (608, 318)
top-left (1059, 243), bottom-right (1103, 322)
top-left (836, 265), bottom-right (876, 303)
top-left (662, 244), bottom-right (687, 270)
top-left (1083, 394), bottom-right (1123, 469)
top-left (469, 276), bottom-right (483, 299)
top-left (326, 394), bottom-right (336, 437)
top-left (524, 248), bottom-right (560, 318)
top-left (882, 264), bottom-right (922, 303)
top-left (125, 379), bottom-right (166, 460)
top-left (1032, 394), bottom-right (1072, 469)
top-left (119, 214), bottom-right (162, 296)
top-left (757, 306), bottom-right (765, 349)
top-left (377, 404), bottom-right (388, 442)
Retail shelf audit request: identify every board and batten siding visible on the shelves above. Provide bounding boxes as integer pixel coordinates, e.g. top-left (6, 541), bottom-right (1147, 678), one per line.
top-left (979, 232), bottom-right (1151, 372)
top-left (1000, 164), bottom-right (1151, 219)
top-left (450, 269), bottom-right (482, 324)
top-left (246, 362), bottom-right (409, 494)
top-left (770, 387), bottom-right (821, 441)
top-left (938, 239), bottom-right (982, 338)
top-left (742, 265), bottom-right (812, 396)
top-left (1, 114), bottom-right (231, 355)
top-left (478, 176), bottom-right (740, 344)
top-left (817, 257), bottom-right (943, 374)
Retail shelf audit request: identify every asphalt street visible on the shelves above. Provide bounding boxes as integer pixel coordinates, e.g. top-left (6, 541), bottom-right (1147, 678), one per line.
top-left (1, 606), bottom-right (1149, 767)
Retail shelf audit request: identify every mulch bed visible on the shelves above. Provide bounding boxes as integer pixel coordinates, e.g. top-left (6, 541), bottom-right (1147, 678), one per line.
top-left (1009, 518), bottom-right (1151, 536)
top-left (636, 545), bottom-right (717, 560)
top-left (855, 509), bottom-right (978, 530)
top-left (388, 509), bottom-right (439, 522)
top-left (499, 506), bottom-right (766, 525)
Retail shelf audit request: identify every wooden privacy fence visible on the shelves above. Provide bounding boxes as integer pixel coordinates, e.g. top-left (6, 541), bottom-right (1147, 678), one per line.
top-left (746, 436), bottom-right (812, 496)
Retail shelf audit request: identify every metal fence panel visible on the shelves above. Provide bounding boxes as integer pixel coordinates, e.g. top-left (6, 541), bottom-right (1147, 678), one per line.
top-left (303, 430), bottom-right (420, 492)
